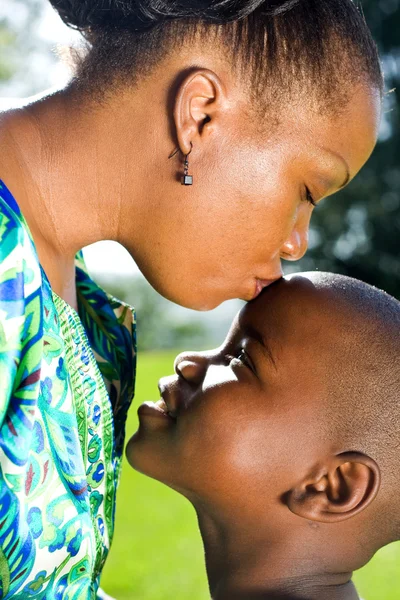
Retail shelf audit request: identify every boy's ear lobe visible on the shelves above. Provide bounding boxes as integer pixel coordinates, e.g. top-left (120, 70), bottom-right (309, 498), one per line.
top-left (286, 452), bottom-right (381, 524)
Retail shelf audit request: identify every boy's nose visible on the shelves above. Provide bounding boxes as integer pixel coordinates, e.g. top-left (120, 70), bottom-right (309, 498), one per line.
top-left (174, 352), bottom-right (208, 385)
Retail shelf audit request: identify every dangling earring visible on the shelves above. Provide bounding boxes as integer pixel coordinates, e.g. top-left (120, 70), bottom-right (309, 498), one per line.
top-left (182, 143), bottom-right (193, 186)
top-left (168, 143), bottom-right (193, 186)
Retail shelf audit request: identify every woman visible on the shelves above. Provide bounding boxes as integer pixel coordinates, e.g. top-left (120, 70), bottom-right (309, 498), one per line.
top-left (0, 0), bottom-right (382, 598)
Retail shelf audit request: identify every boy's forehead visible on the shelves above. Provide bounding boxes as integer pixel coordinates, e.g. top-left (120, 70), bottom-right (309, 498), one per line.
top-left (235, 275), bottom-right (347, 353)
top-left (239, 277), bottom-right (325, 329)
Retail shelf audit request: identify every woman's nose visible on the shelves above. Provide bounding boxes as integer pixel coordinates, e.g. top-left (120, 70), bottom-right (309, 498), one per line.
top-left (280, 213), bottom-right (310, 262)
top-left (174, 352), bottom-right (208, 385)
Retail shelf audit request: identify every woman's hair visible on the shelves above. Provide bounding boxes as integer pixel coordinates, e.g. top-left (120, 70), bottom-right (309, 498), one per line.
top-left (49, 0), bottom-right (383, 114)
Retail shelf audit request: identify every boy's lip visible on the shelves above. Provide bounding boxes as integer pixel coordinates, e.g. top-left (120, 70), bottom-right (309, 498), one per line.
top-left (137, 400), bottom-right (176, 422)
top-left (157, 379), bottom-right (182, 419)
top-left (136, 378), bottom-right (181, 423)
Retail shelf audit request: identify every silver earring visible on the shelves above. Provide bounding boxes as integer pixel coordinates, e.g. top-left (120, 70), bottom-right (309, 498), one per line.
top-left (168, 143), bottom-right (193, 186)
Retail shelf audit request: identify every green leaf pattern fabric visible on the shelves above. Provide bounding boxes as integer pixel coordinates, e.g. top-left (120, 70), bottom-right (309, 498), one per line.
top-left (0, 180), bottom-right (137, 599)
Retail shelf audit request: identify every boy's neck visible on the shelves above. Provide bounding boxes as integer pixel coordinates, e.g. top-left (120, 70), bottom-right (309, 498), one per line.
top-left (196, 511), bottom-right (359, 600)
top-left (212, 582), bottom-right (359, 600)
top-left (213, 583), bottom-right (359, 600)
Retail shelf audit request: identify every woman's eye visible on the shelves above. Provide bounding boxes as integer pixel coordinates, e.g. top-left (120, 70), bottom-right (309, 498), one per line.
top-left (305, 187), bottom-right (317, 207)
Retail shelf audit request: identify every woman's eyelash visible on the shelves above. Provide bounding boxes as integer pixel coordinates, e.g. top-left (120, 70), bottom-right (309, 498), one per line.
top-left (305, 187), bottom-right (317, 207)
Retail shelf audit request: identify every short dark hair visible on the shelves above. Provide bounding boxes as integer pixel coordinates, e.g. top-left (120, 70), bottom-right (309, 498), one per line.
top-left (309, 273), bottom-right (400, 544)
top-left (50, 1), bottom-right (384, 115)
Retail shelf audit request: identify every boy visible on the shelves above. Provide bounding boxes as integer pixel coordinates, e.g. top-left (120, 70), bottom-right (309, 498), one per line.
top-left (126, 272), bottom-right (400, 600)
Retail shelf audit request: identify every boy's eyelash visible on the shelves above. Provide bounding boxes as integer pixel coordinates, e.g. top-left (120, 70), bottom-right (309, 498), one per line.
top-left (237, 349), bottom-right (256, 374)
top-left (305, 187), bottom-right (317, 207)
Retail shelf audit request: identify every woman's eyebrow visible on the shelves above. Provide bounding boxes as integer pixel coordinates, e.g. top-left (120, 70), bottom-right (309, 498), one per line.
top-left (245, 324), bottom-right (277, 372)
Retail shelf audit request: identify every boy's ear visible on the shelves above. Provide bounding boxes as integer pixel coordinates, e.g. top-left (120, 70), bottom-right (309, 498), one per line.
top-left (286, 452), bottom-right (381, 523)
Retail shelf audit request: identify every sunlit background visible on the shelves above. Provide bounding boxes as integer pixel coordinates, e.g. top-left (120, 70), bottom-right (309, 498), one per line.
top-left (1, 1), bottom-right (399, 598)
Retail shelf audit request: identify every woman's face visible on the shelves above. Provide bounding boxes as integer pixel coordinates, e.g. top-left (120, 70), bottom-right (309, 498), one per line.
top-left (125, 78), bottom-right (381, 311)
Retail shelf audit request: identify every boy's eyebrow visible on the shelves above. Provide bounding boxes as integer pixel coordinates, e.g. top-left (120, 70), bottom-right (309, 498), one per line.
top-left (245, 324), bottom-right (277, 372)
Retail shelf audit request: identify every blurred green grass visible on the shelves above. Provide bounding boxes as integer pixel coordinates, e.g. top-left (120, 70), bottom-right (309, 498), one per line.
top-left (101, 351), bottom-right (400, 600)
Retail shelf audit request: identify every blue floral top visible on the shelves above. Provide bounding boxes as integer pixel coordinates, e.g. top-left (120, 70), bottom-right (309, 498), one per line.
top-left (0, 180), bottom-right (137, 599)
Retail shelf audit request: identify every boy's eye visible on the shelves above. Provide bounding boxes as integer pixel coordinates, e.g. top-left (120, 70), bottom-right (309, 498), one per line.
top-left (238, 349), bottom-right (256, 374)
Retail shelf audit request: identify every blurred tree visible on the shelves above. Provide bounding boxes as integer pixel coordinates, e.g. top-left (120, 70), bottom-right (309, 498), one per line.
top-left (92, 273), bottom-right (213, 352)
top-left (296, 0), bottom-right (400, 299)
top-left (0, 0), bottom-right (57, 95)
top-left (0, 22), bottom-right (16, 81)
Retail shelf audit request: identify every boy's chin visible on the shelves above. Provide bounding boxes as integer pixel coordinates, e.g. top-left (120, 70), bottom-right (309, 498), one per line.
top-left (126, 433), bottom-right (195, 503)
top-left (125, 431), bottom-right (171, 482)
top-left (125, 431), bottom-right (151, 474)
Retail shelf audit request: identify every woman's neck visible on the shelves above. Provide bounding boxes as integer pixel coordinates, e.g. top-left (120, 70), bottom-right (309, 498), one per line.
top-left (0, 86), bottom-right (123, 254)
top-left (0, 84), bottom-right (146, 301)
top-left (195, 510), bottom-right (359, 600)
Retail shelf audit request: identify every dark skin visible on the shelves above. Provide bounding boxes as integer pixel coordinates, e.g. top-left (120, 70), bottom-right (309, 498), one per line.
top-left (0, 39), bottom-right (380, 312)
top-left (127, 274), bottom-right (385, 600)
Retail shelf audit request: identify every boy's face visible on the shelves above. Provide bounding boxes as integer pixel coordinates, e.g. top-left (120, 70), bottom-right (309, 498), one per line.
top-left (127, 277), bottom-right (342, 521)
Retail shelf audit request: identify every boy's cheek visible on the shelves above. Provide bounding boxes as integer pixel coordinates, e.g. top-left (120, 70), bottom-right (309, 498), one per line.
top-left (176, 404), bottom-right (301, 493)
top-left (173, 409), bottom-right (264, 478)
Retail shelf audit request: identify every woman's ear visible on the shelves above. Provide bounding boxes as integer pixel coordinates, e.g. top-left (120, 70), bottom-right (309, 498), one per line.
top-left (286, 452), bottom-right (381, 523)
top-left (173, 68), bottom-right (228, 155)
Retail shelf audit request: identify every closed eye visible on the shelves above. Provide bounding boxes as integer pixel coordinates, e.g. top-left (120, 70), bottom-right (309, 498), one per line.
top-left (305, 186), bottom-right (317, 207)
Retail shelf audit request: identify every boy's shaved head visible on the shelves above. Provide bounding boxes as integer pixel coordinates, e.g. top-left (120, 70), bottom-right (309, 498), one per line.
top-left (295, 273), bottom-right (400, 543)
top-left (287, 273), bottom-right (400, 451)
top-left (304, 274), bottom-right (399, 444)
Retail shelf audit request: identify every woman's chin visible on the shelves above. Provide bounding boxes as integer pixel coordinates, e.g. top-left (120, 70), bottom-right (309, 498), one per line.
top-left (143, 274), bottom-right (227, 311)
top-left (165, 291), bottom-right (224, 312)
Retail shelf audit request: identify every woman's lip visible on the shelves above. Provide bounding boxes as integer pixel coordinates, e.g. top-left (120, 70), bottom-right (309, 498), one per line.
top-left (253, 279), bottom-right (278, 300)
